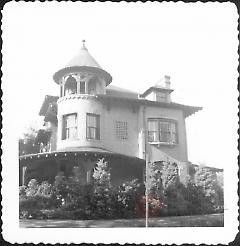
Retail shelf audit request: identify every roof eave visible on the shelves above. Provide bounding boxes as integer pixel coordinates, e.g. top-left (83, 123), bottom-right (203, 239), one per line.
top-left (141, 87), bottom-right (174, 98)
top-left (53, 66), bottom-right (112, 85)
top-left (96, 94), bottom-right (202, 116)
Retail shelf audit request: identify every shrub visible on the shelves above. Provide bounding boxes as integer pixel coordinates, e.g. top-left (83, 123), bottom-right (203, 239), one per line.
top-left (164, 183), bottom-right (188, 216)
top-left (115, 179), bottom-right (142, 218)
top-left (194, 166), bottom-right (223, 213)
top-left (19, 179), bottom-right (60, 219)
top-left (19, 160), bottom-right (224, 220)
top-left (136, 194), bottom-right (167, 218)
top-left (91, 159), bottom-right (116, 219)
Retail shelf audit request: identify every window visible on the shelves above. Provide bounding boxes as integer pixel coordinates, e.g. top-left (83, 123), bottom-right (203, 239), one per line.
top-left (115, 121), bottom-right (128, 140)
top-left (80, 81), bottom-right (86, 94)
top-left (86, 113), bottom-right (100, 140)
top-left (62, 113), bottom-right (78, 140)
top-left (88, 78), bottom-right (96, 95)
top-left (156, 92), bottom-right (166, 102)
top-left (64, 76), bottom-right (77, 95)
top-left (148, 119), bottom-right (177, 144)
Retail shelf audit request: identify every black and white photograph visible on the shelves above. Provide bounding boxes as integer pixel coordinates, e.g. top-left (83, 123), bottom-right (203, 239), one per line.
top-left (2, 1), bottom-right (238, 244)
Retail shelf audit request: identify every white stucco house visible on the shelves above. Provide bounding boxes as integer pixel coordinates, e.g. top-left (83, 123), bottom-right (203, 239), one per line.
top-left (19, 41), bottom-right (202, 186)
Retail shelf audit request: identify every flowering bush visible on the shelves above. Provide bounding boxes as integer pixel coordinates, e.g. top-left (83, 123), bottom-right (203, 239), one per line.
top-left (115, 179), bottom-right (142, 218)
top-left (19, 179), bottom-right (60, 219)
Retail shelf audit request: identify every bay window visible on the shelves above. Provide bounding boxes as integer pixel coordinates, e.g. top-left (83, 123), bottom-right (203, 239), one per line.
top-left (148, 118), bottom-right (178, 144)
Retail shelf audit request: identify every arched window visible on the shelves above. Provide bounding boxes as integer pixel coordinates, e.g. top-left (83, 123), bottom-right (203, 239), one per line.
top-left (64, 75), bottom-right (77, 96)
top-left (88, 77), bottom-right (97, 95)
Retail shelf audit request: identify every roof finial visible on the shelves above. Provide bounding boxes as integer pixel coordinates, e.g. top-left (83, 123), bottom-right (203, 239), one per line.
top-left (81, 39), bottom-right (87, 50)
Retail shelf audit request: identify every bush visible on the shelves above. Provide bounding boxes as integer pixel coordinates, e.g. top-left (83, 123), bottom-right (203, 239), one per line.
top-left (19, 161), bottom-right (224, 220)
top-left (90, 159), bottom-right (117, 219)
top-left (19, 179), bottom-right (60, 219)
top-left (136, 194), bottom-right (167, 218)
top-left (115, 179), bottom-right (142, 218)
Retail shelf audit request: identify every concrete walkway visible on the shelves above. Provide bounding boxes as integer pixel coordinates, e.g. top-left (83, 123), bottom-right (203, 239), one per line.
top-left (20, 213), bottom-right (223, 228)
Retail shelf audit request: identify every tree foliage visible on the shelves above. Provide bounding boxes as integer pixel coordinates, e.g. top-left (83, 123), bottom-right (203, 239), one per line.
top-left (194, 166), bottom-right (224, 212)
top-left (19, 125), bottom-right (40, 155)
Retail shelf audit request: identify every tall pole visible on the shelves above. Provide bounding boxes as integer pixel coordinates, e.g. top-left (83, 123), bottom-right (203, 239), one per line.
top-left (145, 154), bottom-right (149, 228)
top-left (22, 166), bottom-right (27, 186)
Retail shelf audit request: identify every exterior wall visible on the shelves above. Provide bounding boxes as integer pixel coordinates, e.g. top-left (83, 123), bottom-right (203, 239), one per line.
top-left (103, 101), bottom-right (139, 157)
top-left (144, 106), bottom-right (188, 163)
top-left (57, 95), bottom-right (140, 157)
top-left (57, 95), bottom-right (106, 150)
top-left (57, 95), bottom-right (188, 164)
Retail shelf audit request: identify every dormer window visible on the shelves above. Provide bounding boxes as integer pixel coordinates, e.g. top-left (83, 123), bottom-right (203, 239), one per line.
top-left (64, 75), bottom-right (77, 96)
top-left (156, 92), bottom-right (167, 102)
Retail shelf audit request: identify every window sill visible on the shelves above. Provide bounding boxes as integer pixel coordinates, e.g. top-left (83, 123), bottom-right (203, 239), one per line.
top-left (86, 138), bottom-right (101, 141)
top-left (61, 138), bottom-right (79, 141)
top-left (149, 142), bottom-right (177, 147)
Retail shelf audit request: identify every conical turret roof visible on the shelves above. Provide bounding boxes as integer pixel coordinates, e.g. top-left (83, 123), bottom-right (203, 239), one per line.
top-left (53, 41), bottom-right (112, 85)
top-left (66, 42), bottom-right (102, 68)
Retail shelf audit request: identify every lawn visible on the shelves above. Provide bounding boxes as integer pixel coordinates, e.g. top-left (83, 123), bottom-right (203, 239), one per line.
top-left (19, 213), bottom-right (223, 228)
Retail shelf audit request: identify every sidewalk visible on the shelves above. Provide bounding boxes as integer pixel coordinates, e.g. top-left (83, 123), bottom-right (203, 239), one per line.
top-left (20, 213), bottom-right (223, 228)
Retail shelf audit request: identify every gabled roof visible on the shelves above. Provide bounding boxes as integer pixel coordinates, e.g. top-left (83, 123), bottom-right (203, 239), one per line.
top-left (53, 41), bottom-right (112, 85)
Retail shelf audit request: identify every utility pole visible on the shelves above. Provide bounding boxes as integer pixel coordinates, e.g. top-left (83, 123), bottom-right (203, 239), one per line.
top-left (145, 153), bottom-right (149, 228)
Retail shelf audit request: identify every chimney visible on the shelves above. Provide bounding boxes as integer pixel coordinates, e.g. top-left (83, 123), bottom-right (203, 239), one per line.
top-left (164, 75), bottom-right (171, 89)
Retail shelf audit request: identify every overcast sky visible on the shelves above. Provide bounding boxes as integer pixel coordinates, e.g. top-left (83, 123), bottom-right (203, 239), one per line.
top-left (2, 2), bottom-right (238, 168)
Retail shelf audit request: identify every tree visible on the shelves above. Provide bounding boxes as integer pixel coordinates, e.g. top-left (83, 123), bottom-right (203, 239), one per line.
top-left (92, 158), bottom-right (111, 187)
top-left (161, 162), bottom-right (180, 189)
top-left (91, 158), bottom-right (115, 218)
top-left (194, 166), bottom-right (223, 212)
top-left (19, 125), bottom-right (40, 155)
top-left (148, 161), bottom-right (164, 199)
top-left (161, 162), bottom-right (188, 216)
top-left (183, 178), bottom-right (211, 215)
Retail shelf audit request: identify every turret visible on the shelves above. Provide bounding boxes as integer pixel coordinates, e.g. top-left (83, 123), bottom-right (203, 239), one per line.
top-left (53, 40), bottom-right (112, 97)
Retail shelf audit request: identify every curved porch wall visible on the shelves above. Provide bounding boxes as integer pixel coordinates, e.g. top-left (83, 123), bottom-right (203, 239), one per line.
top-left (57, 97), bottom-right (139, 157)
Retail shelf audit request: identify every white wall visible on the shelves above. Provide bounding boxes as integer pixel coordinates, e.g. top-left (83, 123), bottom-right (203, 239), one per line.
top-left (145, 106), bottom-right (188, 162)
top-left (56, 95), bottom-right (188, 163)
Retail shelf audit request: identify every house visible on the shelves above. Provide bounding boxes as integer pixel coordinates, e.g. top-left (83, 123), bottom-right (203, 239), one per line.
top-left (19, 41), bottom-right (202, 186)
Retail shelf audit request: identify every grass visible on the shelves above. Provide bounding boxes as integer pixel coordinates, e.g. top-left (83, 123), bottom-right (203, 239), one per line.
top-left (19, 213), bottom-right (223, 228)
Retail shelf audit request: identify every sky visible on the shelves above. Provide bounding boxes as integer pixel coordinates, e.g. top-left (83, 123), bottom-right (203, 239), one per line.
top-left (2, 2), bottom-right (238, 169)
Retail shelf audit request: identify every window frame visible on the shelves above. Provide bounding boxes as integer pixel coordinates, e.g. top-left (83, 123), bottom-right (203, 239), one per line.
top-left (147, 118), bottom-right (178, 145)
top-left (62, 113), bottom-right (78, 140)
top-left (156, 91), bottom-right (167, 102)
top-left (64, 75), bottom-right (78, 96)
top-left (115, 121), bottom-right (128, 141)
top-left (86, 113), bottom-right (100, 140)
top-left (80, 81), bottom-right (86, 94)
